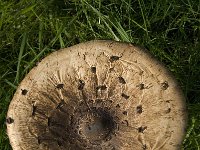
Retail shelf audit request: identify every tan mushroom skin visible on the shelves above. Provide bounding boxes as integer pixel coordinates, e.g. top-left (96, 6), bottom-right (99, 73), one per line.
top-left (7, 40), bottom-right (187, 150)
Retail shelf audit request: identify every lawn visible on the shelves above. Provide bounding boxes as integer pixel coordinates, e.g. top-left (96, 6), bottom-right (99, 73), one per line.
top-left (0, 0), bottom-right (200, 149)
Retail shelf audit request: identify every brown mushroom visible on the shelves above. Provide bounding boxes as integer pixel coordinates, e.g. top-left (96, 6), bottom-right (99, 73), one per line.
top-left (7, 40), bottom-right (187, 150)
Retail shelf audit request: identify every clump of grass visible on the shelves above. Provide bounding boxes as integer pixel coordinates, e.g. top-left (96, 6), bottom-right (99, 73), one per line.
top-left (0, 0), bottom-right (200, 149)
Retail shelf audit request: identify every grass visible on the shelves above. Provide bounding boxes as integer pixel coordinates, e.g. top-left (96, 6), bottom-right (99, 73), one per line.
top-left (0, 0), bottom-right (200, 149)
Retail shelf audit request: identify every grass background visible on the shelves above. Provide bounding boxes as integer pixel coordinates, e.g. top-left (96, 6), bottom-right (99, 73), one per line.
top-left (0, 0), bottom-right (200, 149)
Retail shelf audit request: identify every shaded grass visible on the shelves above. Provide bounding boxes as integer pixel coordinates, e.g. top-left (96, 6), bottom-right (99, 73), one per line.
top-left (0, 0), bottom-right (200, 149)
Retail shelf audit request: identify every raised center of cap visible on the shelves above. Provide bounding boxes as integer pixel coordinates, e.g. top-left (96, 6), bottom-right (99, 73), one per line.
top-left (78, 108), bottom-right (115, 142)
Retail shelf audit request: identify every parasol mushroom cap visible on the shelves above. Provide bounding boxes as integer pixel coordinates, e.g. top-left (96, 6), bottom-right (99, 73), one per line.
top-left (7, 40), bottom-right (187, 150)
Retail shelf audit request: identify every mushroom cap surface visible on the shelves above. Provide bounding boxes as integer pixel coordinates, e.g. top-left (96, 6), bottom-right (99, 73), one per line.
top-left (7, 40), bottom-right (187, 150)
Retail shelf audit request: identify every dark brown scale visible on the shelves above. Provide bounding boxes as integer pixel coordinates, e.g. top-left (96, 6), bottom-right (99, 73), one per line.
top-left (138, 126), bottom-right (147, 133)
top-left (47, 117), bottom-right (51, 126)
top-left (107, 100), bottom-right (113, 104)
top-left (139, 71), bottom-right (144, 75)
top-left (56, 84), bottom-right (64, 89)
top-left (118, 76), bottom-right (126, 84)
top-left (37, 137), bottom-right (41, 144)
top-left (101, 85), bottom-right (107, 90)
top-left (116, 104), bottom-right (120, 108)
top-left (91, 66), bottom-right (96, 73)
top-left (143, 144), bottom-right (147, 150)
top-left (109, 67), bottom-right (114, 72)
top-left (137, 83), bottom-right (145, 90)
top-left (6, 117), bottom-right (14, 124)
top-left (21, 89), bottom-right (28, 95)
top-left (78, 80), bottom-right (85, 90)
top-left (122, 111), bottom-right (128, 115)
top-left (96, 85), bottom-right (107, 90)
top-left (136, 105), bottom-right (143, 114)
top-left (32, 105), bottom-right (37, 116)
top-left (161, 81), bottom-right (169, 90)
top-left (109, 56), bottom-right (120, 62)
top-left (166, 108), bottom-right (171, 113)
top-left (121, 93), bottom-right (129, 99)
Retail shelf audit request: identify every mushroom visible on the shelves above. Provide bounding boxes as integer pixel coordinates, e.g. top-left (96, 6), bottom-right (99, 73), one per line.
top-left (7, 40), bottom-right (187, 150)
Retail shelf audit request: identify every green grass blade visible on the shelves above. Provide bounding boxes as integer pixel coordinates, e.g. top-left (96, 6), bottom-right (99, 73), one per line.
top-left (84, 1), bottom-right (120, 41)
top-left (4, 79), bottom-right (17, 89)
top-left (14, 33), bottom-right (27, 84)
top-left (20, 4), bottom-right (36, 14)
top-left (137, 0), bottom-right (149, 36)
